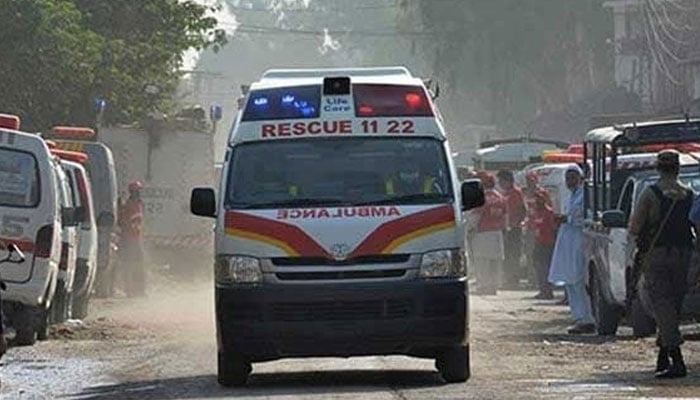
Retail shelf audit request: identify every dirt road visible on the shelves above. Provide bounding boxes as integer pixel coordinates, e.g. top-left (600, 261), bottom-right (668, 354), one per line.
top-left (1, 280), bottom-right (699, 399)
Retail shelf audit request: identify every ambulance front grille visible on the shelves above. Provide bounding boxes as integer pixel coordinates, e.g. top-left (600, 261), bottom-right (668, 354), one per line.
top-left (271, 254), bottom-right (410, 267)
top-left (272, 299), bottom-right (413, 321)
top-left (275, 269), bottom-right (406, 281)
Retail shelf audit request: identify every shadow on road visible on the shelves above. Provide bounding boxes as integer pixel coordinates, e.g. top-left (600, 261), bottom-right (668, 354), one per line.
top-left (586, 362), bottom-right (700, 389)
top-left (66, 370), bottom-right (445, 399)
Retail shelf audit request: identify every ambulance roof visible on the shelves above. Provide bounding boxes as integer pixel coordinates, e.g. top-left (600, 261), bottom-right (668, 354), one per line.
top-left (252, 67), bottom-right (419, 89)
top-left (230, 67), bottom-right (443, 145)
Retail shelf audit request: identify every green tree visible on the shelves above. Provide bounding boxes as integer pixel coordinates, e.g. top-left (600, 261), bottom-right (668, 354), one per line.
top-left (72, 0), bottom-right (227, 124)
top-left (0, 0), bottom-right (226, 131)
top-left (0, 0), bottom-right (103, 130)
top-left (399, 0), bottom-right (613, 139)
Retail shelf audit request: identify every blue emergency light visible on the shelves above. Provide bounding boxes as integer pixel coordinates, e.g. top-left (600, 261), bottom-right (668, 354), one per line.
top-left (242, 85), bottom-right (321, 121)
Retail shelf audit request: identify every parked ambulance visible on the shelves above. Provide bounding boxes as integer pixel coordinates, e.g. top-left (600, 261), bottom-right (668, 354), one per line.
top-left (191, 67), bottom-right (485, 386)
top-left (48, 127), bottom-right (118, 298)
top-left (49, 149), bottom-right (97, 319)
top-left (0, 115), bottom-right (61, 345)
top-left (48, 153), bottom-right (80, 325)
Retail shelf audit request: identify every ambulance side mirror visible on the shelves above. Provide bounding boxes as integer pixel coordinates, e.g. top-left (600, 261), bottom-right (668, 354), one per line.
top-left (461, 179), bottom-right (485, 211)
top-left (601, 210), bottom-right (626, 228)
top-left (191, 188), bottom-right (216, 218)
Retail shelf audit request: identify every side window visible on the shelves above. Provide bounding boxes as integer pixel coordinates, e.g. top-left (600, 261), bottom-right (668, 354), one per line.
top-left (66, 169), bottom-right (81, 207)
top-left (618, 181), bottom-right (634, 219)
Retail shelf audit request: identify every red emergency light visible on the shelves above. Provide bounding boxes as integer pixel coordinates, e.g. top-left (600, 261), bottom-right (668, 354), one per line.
top-left (50, 148), bottom-right (89, 164)
top-left (352, 84), bottom-right (433, 117)
top-left (543, 152), bottom-right (583, 164)
top-left (51, 126), bottom-right (96, 140)
top-left (639, 142), bottom-right (700, 153)
top-left (567, 144), bottom-right (584, 154)
top-left (0, 113), bottom-right (21, 130)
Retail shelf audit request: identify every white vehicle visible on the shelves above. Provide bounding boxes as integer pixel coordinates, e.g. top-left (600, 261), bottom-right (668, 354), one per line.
top-left (0, 119), bottom-right (61, 345)
top-left (191, 67), bottom-right (484, 386)
top-left (473, 138), bottom-right (568, 171)
top-left (55, 153), bottom-right (97, 319)
top-left (95, 120), bottom-right (216, 276)
top-left (49, 156), bottom-right (80, 325)
top-left (584, 119), bottom-right (700, 336)
top-left (48, 127), bottom-right (118, 298)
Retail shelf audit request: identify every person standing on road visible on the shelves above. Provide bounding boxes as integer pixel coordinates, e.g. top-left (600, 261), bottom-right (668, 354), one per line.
top-left (629, 150), bottom-right (693, 379)
top-left (497, 170), bottom-right (527, 289)
top-left (467, 172), bottom-right (506, 295)
top-left (529, 192), bottom-right (557, 300)
top-left (118, 180), bottom-right (147, 297)
top-left (523, 172), bottom-right (552, 289)
top-left (548, 165), bottom-right (595, 334)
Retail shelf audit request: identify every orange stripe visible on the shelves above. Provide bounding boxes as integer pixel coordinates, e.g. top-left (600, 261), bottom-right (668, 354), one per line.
top-left (381, 220), bottom-right (455, 253)
top-left (225, 227), bottom-right (299, 256)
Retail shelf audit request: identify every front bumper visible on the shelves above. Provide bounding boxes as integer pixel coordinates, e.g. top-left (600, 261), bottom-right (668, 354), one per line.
top-left (216, 279), bottom-right (468, 362)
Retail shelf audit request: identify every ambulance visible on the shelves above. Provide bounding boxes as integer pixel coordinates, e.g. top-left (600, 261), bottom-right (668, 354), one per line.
top-left (49, 148), bottom-right (97, 319)
top-left (48, 152), bottom-right (80, 325)
top-left (0, 115), bottom-right (62, 345)
top-left (191, 67), bottom-right (485, 386)
top-left (48, 127), bottom-right (118, 298)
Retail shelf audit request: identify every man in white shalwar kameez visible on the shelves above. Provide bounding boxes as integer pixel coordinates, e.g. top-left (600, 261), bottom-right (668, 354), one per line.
top-left (548, 165), bottom-right (595, 334)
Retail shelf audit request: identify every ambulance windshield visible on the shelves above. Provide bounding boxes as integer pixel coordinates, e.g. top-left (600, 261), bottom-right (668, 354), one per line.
top-left (226, 138), bottom-right (453, 209)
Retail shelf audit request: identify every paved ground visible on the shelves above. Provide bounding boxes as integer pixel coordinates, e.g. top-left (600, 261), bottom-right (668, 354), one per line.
top-left (1, 278), bottom-right (699, 400)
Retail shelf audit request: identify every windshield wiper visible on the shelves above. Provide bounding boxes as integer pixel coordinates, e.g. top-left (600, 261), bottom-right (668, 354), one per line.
top-left (235, 198), bottom-right (347, 209)
top-left (354, 193), bottom-right (451, 206)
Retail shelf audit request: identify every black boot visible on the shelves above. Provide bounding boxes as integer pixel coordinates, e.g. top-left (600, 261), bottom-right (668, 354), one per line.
top-left (655, 347), bottom-right (687, 379)
top-left (655, 347), bottom-right (669, 373)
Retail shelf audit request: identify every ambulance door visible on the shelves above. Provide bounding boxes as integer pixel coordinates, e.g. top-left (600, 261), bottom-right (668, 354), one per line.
top-left (608, 179), bottom-right (634, 304)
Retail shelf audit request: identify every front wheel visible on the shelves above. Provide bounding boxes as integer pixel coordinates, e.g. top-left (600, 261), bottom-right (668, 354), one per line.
top-left (436, 346), bottom-right (470, 383)
top-left (217, 351), bottom-right (251, 387)
top-left (590, 271), bottom-right (621, 336)
top-left (13, 307), bottom-right (38, 346)
top-left (71, 290), bottom-right (91, 320)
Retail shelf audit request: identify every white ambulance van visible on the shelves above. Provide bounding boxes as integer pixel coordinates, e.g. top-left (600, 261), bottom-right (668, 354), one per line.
top-left (191, 67), bottom-right (485, 386)
top-left (52, 151), bottom-right (97, 319)
top-left (0, 118), bottom-right (61, 345)
top-left (49, 156), bottom-right (80, 324)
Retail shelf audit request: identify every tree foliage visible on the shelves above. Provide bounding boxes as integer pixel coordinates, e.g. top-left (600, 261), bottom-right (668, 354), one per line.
top-left (0, 0), bottom-right (226, 131)
top-left (399, 0), bottom-right (614, 138)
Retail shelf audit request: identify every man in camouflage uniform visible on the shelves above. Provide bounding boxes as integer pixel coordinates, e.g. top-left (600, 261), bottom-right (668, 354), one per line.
top-left (629, 150), bottom-right (693, 379)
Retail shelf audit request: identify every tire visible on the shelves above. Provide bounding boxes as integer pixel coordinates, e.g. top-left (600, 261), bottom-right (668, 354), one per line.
top-left (13, 307), bottom-right (37, 346)
top-left (436, 346), bottom-right (470, 383)
top-left (217, 351), bottom-right (251, 387)
top-left (71, 290), bottom-right (90, 320)
top-left (631, 296), bottom-right (656, 338)
top-left (590, 272), bottom-right (620, 336)
top-left (50, 284), bottom-right (70, 324)
top-left (35, 306), bottom-right (50, 341)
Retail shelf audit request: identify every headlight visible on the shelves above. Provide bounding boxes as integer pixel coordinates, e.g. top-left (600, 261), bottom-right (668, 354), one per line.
top-left (215, 255), bottom-right (262, 283)
top-left (419, 249), bottom-right (466, 278)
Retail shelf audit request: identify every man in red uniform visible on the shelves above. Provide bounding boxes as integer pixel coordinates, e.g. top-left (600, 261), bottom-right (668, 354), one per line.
top-left (119, 180), bottom-right (146, 297)
top-left (529, 192), bottom-right (558, 299)
top-left (468, 172), bottom-right (507, 295)
top-left (522, 172), bottom-right (552, 288)
top-left (497, 169), bottom-right (527, 289)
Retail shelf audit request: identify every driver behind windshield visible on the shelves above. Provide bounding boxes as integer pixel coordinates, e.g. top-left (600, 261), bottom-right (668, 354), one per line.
top-left (385, 156), bottom-right (442, 196)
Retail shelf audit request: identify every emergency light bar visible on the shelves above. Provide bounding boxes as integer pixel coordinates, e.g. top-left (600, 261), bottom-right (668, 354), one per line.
top-left (51, 126), bottom-right (96, 141)
top-left (50, 148), bottom-right (89, 164)
top-left (0, 113), bottom-right (21, 130)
